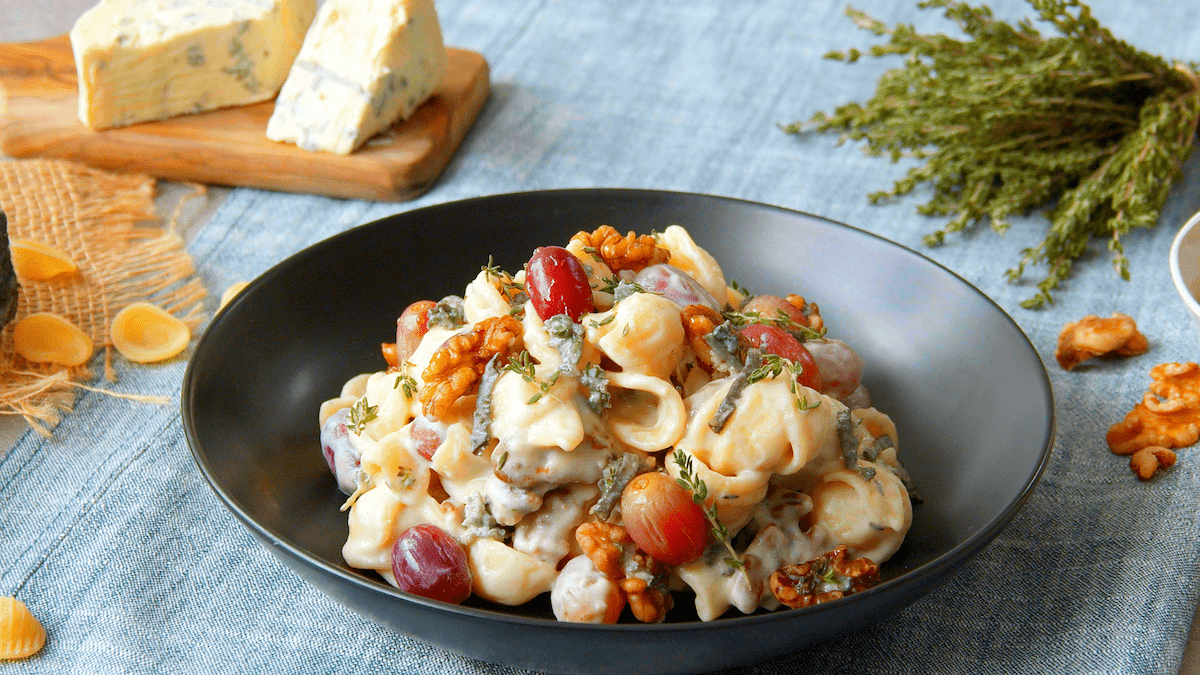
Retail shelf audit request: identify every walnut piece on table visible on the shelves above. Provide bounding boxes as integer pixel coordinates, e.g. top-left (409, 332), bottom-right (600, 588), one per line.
top-left (1130, 446), bottom-right (1177, 480)
top-left (1055, 312), bottom-right (1148, 371)
top-left (1107, 362), bottom-right (1200, 456)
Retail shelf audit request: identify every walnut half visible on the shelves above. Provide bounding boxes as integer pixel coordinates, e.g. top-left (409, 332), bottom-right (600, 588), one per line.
top-left (574, 521), bottom-right (672, 623)
top-left (419, 315), bottom-right (524, 419)
top-left (1107, 362), bottom-right (1200, 455)
top-left (571, 225), bottom-right (670, 274)
top-left (1055, 313), bottom-right (1148, 371)
top-left (1130, 446), bottom-right (1176, 480)
top-left (769, 545), bottom-right (880, 609)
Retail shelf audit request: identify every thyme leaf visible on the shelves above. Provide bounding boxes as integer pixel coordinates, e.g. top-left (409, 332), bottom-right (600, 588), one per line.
top-left (722, 308), bottom-right (826, 341)
top-left (747, 353), bottom-right (824, 411)
top-left (729, 279), bottom-right (753, 300)
top-left (527, 371), bottom-right (561, 404)
top-left (503, 350), bottom-right (537, 382)
top-left (582, 245), bottom-right (604, 263)
top-left (347, 398), bottom-right (378, 435)
top-left (482, 256), bottom-right (526, 305)
top-left (501, 351), bottom-right (560, 404)
top-left (394, 467), bottom-right (416, 490)
top-left (789, 0), bottom-right (1200, 308)
top-left (394, 373), bottom-right (418, 399)
top-left (672, 450), bottom-right (747, 575)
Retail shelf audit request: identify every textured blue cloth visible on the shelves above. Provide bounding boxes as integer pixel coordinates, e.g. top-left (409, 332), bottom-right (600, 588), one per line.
top-left (4, 0), bottom-right (1200, 672)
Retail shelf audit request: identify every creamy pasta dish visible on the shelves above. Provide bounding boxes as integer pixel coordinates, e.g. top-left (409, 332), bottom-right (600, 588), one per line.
top-left (318, 225), bottom-right (916, 622)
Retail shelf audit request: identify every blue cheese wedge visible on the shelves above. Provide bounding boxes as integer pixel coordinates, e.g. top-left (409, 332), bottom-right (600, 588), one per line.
top-left (69, 0), bottom-right (317, 130)
top-left (265, 0), bottom-right (447, 155)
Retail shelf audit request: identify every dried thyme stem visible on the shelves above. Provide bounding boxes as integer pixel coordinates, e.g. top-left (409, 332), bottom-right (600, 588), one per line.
top-left (787, 0), bottom-right (1200, 308)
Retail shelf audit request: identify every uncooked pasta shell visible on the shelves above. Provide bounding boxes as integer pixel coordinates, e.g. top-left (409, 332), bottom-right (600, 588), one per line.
top-left (0, 597), bottom-right (46, 660)
top-left (111, 302), bottom-right (190, 363)
top-left (218, 281), bottom-right (249, 311)
top-left (12, 313), bottom-right (94, 366)
top-left (9, 238), bottom-right (78, 281)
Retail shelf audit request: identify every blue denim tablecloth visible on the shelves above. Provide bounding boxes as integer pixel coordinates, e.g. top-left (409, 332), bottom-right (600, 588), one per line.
top-left (4, 0), bottom-right (1200, 672)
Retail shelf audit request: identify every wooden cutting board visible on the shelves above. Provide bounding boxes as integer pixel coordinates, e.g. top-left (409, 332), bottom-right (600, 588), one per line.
top-left (0, 35), bottom-right (489, 201)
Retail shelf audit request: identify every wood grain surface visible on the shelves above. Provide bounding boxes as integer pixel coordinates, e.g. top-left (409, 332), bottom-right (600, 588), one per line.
top-left (0, 35), bottom-right (489, 201)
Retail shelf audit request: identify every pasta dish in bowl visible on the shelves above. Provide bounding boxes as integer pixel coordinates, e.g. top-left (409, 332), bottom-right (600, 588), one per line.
top-left (320, 224), bottom-right (915, 623)
top-left (183, 189), bottom-right (1054, 674)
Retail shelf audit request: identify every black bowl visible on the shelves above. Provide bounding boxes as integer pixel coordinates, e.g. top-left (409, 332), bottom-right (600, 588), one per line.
top-left (182, 189), bottom-right (1054, 674)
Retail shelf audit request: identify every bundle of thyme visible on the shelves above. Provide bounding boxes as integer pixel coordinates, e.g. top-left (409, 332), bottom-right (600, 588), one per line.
top-left (787, 0), bottom-right (1200, 308)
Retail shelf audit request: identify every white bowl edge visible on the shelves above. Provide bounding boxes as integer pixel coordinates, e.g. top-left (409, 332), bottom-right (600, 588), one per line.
top-left (1170, 209), bottom-right (1200, 334)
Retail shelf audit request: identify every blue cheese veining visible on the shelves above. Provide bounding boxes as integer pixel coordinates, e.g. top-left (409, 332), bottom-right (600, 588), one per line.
top-left (69, 0), bottom-right (317, 130)
top-left (265, 0), bottom-right (447, 154)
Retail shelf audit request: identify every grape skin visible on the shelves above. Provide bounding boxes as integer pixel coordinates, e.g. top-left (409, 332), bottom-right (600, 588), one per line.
top-left (391, 524), bottom-right (472, 604)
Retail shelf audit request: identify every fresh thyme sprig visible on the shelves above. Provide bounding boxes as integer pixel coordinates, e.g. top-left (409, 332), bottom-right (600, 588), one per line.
top-left (722, 308), bottom-right (827, 340)
top-left (672, 449), bottom-right (746, 574)
top-left (503, 350), bottom-right (537, 381)
top-left (502, 350), bottom-right (561, 404)
top-left (788, 0), bottom-right (1200, 308)
top-left (728, 279), bottom-right (752, 299)
top-left (582, 245), bottom-right (604, 263)
top-left (527, 372), bottom-right (561, 404)
top-left (347, 398), bottom-right (378, 434)
top-left (393, 373), bottom-right (418, 399)
top-left (598, 276), bottom-right (651, 300)
top-left (747, 353), bottom-right (823, 410)
top-left (482, 256), bottom-right (526, 302)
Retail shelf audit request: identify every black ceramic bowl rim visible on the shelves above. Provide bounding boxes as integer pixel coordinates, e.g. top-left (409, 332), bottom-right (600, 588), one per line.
top-left (182, 188), bottom-right (1054, 638)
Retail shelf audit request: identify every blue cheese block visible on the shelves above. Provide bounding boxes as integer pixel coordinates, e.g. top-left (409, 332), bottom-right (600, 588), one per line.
top-left (265, 0), bottom-right (447, 155)
top-left (69, 0), bottom-right (317, 130)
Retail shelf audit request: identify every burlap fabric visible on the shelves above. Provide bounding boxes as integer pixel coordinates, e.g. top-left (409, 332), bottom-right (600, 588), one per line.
top-left (0, 159), bottom-right (205, 434)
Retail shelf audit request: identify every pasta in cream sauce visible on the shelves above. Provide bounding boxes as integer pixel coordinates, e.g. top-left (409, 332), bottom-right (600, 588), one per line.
top-left (318, 225), bottom-right (915, 622)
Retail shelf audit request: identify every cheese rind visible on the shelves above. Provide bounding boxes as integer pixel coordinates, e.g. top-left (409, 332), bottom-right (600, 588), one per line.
top-left (265, 0), bottom-right (447, 155)
top-left (69, 0), bottom-right (317, 130)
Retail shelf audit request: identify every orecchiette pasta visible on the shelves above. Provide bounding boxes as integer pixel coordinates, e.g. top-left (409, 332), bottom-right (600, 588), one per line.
top-left (586, 292), bottom-right (685, 380)
top-left (605, 370), bottom-right (687, 452)
top-left (318, 225), bottom-right (916, 623)
top-left (656, 225), bottom-right (727, 302)
top-left (468, 538), bottom-right (558, 605)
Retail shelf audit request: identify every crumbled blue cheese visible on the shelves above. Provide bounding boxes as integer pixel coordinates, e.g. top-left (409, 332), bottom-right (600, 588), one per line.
top-left (590, 452), bottom-right (643, 520)
top-left (708, 348), bottom-right (761, 433)
top-left (544, 314), bottom-right (584, 375)
top-left (837, 409), bottom-right (876, 481)
top-left (612, 280), bottom-right (647, 304)
top-left (459, 492), bottom-right (506, 545)
top-left (469, 355), bottom-right (503, 453)
top-left (580, 364), bottom-right (610, 414)
top-left (703, 321), bottom-right (743, 373)
top-left (428, 295), bottom-right (465, 330)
